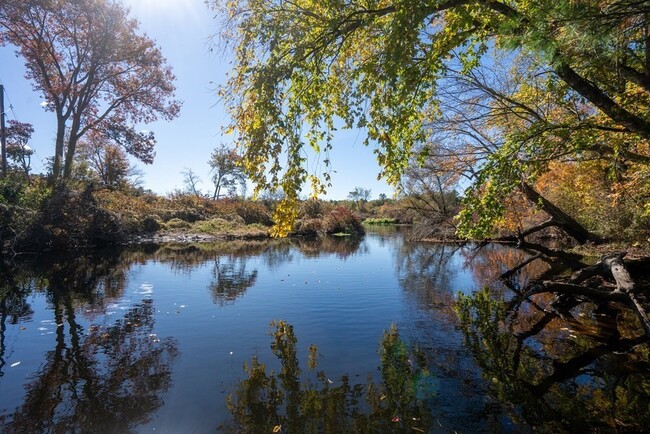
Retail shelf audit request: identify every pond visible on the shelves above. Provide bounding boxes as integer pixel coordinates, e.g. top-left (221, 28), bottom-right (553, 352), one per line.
top-left (0, 227), bottom-right (648, 433)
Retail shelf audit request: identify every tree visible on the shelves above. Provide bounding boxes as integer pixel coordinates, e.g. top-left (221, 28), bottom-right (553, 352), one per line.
top-left (0, 0), bottom-right (181, 184)
top-left (347, 186), bottom-right (371, 210)
top-left (77, 131), bottom-right (142, 189)
top-left (182, 168), bottom-right (202, 197)
top-left (213, 0), bottom-right (650, 237)
top-left (208, 144), bottom-right (246, 200)
top-left (416, 54), bottom-right (605, 242)
top-left (5, 120), bottom-right (35, 182)
top-left (400, 147), bottom-right (460, 237)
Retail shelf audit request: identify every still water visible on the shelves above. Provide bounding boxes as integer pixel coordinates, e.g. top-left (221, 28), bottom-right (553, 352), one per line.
top-left (0, 227), bottom-right (648, 433)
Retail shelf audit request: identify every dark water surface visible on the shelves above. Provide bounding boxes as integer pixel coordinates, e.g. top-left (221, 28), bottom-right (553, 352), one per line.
top-left (1, 227), bottom-right (649, 433)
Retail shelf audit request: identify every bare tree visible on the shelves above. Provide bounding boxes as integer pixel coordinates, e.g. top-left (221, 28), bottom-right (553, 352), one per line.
top-left (182, 169), bottom-right (203, 197)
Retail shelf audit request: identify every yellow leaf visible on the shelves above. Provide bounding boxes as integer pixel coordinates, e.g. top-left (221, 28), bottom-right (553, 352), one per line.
top-left (273, 425), bottom-right (281, 433)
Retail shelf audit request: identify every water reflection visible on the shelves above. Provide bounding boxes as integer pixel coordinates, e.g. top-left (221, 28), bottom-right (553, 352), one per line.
top-left (0, 269), bottom-right (34, 377)
top-left (223, 321), bottom-right (435, 433)
top-left (0, 253), bottom-right (178, 433)
top-left (396, 243), bottom-right (461, 308)
top-left (7, 300), bottom-right (177, 434)
top-left (290, 235), bottom-right (366, 260)
top-left (209, 257), bottom-right (258, 305)
top-left (456, 287), bottom-right (650, 432)
top-left (1, 231), bottom-right (648, 433)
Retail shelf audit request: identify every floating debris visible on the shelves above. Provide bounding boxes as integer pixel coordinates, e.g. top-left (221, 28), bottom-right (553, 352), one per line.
top-left (10, 361), bottom-right (21, 368)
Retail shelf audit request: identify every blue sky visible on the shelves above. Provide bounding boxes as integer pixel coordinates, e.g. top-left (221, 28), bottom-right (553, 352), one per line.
top-left (0, 0), bottom-right (394, 200)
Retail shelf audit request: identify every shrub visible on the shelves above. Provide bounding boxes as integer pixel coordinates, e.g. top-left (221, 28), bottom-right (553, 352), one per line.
top-left (322, 206), bottom-right (365, 237)
top-left (15, 185), bottom-right (124, 251)
top-left (299, 199), bottom-right (323, 219)
top-left (142, 215), bottom-right (162, 233)
top-left (292, 218), bottom-right (323, 236)
top-left (165, 218), bottom-right (191, 230)
top-left (221, 200), bottom-right (273, 225)
top-left (192, 218), bottom-right (235, 234)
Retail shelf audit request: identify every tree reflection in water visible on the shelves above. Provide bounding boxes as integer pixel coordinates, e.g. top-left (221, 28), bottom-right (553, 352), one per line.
top-left (0, 267), bottom-right (34, 378)
top-left (394, 240), bottom-right (650, 431)
top-left (209, 257), bottom-right (258, 305)
top-left (224, 321), bottom-right (436, 433)
top-left (0, 252), bottom-right (178, 434)
top-left (456, 287), bottom-right (650, 432)
top-left (291, 235), bottom-right (366, 260)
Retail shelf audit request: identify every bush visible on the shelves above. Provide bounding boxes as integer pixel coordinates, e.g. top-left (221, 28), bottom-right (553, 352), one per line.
top-left (15, 185), bottom-right (125, 251)
top-left (299, 199), bottom-right (323, 219)
top-left (164, 218), bottom-right (191, 230)
top-left (225, 200), bottom-right (273, 225)
top-left (292, 218), bottom-right (323, 237)
top-left (192, 218), bottom-right (235, 233)
top-left (322, 207), bottom-right (365, 237)
top-left (142, 215), bottom-right (162, 233)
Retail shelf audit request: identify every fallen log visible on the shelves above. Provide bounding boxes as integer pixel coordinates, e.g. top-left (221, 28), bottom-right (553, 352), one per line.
top-left (525, 251), bottom-right (650, 339)
top-left (527, 281), bottom-right (630, 303)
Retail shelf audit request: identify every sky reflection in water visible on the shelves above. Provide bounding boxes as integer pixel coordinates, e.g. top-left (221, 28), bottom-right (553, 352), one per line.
top-left (0, 228), bottom-right (648, 433)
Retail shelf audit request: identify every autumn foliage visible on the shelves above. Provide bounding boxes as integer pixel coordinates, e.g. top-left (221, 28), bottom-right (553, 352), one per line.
top-left (0, 0), bottom-right (180, 183)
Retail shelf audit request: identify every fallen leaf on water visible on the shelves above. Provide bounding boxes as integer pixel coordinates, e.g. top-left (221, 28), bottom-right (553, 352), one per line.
top-left (272, 425), bottom-right (281, 433)
top-left (391, 416), bottom-right (401, 423)
top-left (412, 427), bottom-right (425, 432)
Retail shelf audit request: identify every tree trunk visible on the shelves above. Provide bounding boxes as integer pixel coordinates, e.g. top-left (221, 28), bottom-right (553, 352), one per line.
top-left (63, 135), bottom-right (77, 181)
top-left (519, 182), bottom-right (600, 244)
top-left (63, 116), bottom-right (82, 181)
top-left (51, 117), bottom-right (66, 185)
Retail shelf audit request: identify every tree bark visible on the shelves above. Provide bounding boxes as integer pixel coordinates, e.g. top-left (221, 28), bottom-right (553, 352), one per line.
top-left (519, 182), bottom-right (600, 244)
top-left (51, 116), bottom-right (66, 185)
